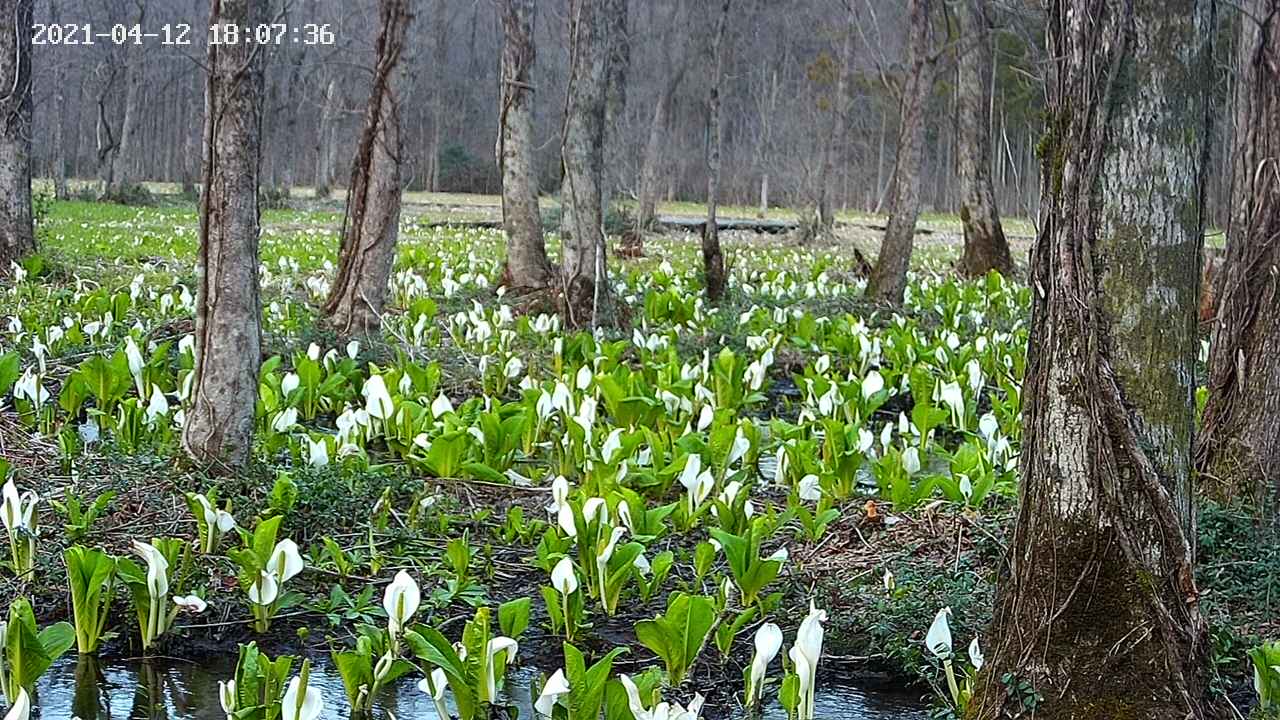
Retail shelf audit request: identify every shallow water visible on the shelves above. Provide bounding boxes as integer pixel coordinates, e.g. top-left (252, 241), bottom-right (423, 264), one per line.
top-left (33, 655), bottom-right (928, 719)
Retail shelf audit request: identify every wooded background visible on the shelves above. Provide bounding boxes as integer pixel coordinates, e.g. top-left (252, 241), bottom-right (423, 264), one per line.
top-left (31, 0), bottom-right (1236, 223)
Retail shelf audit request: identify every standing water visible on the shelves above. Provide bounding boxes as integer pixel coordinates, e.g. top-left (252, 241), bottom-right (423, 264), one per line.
top-left (34, 656), bottom-right (928, 719)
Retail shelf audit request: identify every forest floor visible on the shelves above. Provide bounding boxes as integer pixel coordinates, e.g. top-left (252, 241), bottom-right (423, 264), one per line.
top-left (2, 193), bottom-right (1269, 717)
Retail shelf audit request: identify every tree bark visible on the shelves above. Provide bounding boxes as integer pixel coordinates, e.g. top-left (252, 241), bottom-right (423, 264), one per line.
top-left (804, 17), bottom-right (853, 242)
top-left (49, 1), bottom-right (68, 200)
top-left (972, 1), bottom-right (1216, 717)
top-left (560, 0), bottom-right (611, 326)
top-left (314, 78), bottom-right (338, 197)
top-left (955, 0), bottom-right (1013, 278)
top-left (601, 0), bottom-right (629, 219)
top-left (1196, 0), bottom-right (1280, 507)
top-left (497, 0), bottom-right (554, 290)
top-left (702, 0), bottom-right (730, 302)
top-left (323, 0), bottom-right (412, 337)
top-left (183, 0), bottom-right (266, 469)
top-left (635, 2), bottom-right (687, 234)
top-left (865, 0), bottom-right (934, 303)
top-left (429, 0), bottom-right (449, 193)
top-left (0, 0), bottom-right (34, 272)
top-left (102, 1), bottom-right (147, 198)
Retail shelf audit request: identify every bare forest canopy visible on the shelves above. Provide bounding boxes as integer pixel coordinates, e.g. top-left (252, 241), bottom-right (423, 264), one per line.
top-left (30, 0), bottom-right (1233, 223)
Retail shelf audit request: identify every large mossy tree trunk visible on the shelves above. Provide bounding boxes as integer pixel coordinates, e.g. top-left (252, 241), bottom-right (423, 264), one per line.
top-left (497, 0), bottom-right (555, 291)
top-left (955, 0), bottom-right (1013, 278)
top-left (323, 0), bottom-right (412, 336)
top-left (971, 1), bottom-right (1216, 718)
top-left (1195, 0), bottom-right (1280, 507)
top-left (865, 0), bottom-right (933, 303)
top-left (0, 0), bottom-right (35, 272)
top-left (183, 0), bottom-right (265, 469)
top-left (701, 0), bottom-right (730, 302)
top-left (560, 0), bottom-right (612, 326)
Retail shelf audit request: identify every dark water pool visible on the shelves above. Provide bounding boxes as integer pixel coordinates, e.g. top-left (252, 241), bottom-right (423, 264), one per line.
top-left (32, 655), bottom-right (928, 719)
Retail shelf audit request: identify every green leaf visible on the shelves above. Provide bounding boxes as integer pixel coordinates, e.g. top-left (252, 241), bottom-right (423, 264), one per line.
top-left (499, 597), bottom-right (532, 640)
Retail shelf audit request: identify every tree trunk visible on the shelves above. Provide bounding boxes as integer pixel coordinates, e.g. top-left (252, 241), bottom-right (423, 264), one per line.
top-left (560, 0), bottom-right (611, 326)
top-left (183, 0), bottom-right (265, 469)
top-left (702, 0), bottom-right (731, 302)
top-left (636, 67), bottom-right (685, 233)
top-left (49, 1), bottom-right (68, 200)
top-left (972, 1), bottom-right (1216, 717)
top-left (865, 0), bottom-right (933, 303)
top-left (323, 0), bottom-right (412, 337)
top-left (315, 79), bottom-right (338, 198)
top-left (811, 18), bottom-right (852, 240)
top-left (112, 56), bottom-right (143, 191)
top-left (601, 0), bottom-right (629, 220)
top-left (497, 0), bottom-right (554, 290)
top-left (1196, 0), bottom-right (1280, 507)
top-left (955, 0), bottom-right (1013, 278)
top-left (0, 0), bottom-right (34, 271)
top-left (429, 0), bottom-right (449, 193)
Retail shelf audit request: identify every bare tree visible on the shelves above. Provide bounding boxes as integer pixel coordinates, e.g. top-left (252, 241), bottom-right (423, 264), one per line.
top-left (805, 8), bottom-right (853, 242)
top-left (955, 0), bottom-right (1013, 277)
top-left (972, 1), bottom-right (1216, 717)
top-left (323, 0), bottom-right (413, 336)
top-left (865, 0), bottom-right (934, 303)
top-left (1196, 0), bottom-right (1280, 506)
top-left (702, 0), bottom-right (731, 301)
top-left (427, 0), bottom-right (450, 192)
top-left (49, 0), bottom-right (68, 200)
top-left (94, 0), bottom-right (148, 199)
top-left (497, 0), bottom-right (554, 290)
top-left (560, 0), bottom-right (612, 325)
top-left (0, 0), bottom-right (34, 272)
top-left (633, 1), bottom-right (687, 235)
top-left (183, 0), bottom-right (266, 468)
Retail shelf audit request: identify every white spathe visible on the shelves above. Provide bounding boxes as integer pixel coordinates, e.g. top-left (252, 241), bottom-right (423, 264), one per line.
top-left (281, 675), bottom-right (324, 720)
top-left (747, 622), bottom-right (783, 702)
top-left (383, 570), bottom-right (421, 635)
top-left (534, 668), bottom-right (570, 716)
top-left (551, 557), bottom-right (579, 596)
top-left (4, 688), bottom-right (30, 720)
top-left (926, 607), bottom-right (953, 658)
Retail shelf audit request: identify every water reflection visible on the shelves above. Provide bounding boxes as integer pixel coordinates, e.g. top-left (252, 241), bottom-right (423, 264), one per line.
top-left (35, 656), bottom-right (926, 719)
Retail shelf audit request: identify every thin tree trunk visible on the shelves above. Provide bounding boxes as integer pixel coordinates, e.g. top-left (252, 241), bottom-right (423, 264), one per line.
top-left (429, 0), bottom-right (449, 192)
top-left (106, 2), bottom-right (146, 197)
top-left (635, 1), bottom-right (687, 237)
top-left (113, 60), bottom-right (140, 190)
top-left (972, 0), bottom-right (1216, 717)
top-left (183, 0), bottom-right (265, 469)
top-left (812, 17), bottom-right (852, 239)
top-left (497, 0), bottom-right (554, 290)
top-left (702, 0), bottom-right (731, 302)
top-left (323, 0), bottom-right (412, 336)
top-left (181, 74), bottom-right (198, 196)
top-left (601, 0), bottom-right (629, 221)
top-left (560, 0), bottom-right (611, 326)
top-left (315, 78), bottom-right (338, 197)
top-left (49, 1), bottom-right (68, 200)
top-left (1196, 0), bottom-right (1280, 506)
top-left (635, 65), bottom-right (685, 233)
top-left (0, 0), bottom-right (34, 271)
top-left (866, 0), bottom-right (933, 303)
top-left (956, 0), bottom-right (1013, 277)
top-left (758, 172), bottom-right (768, 217)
